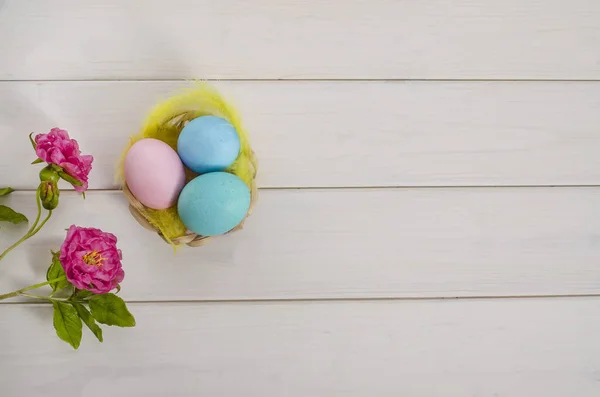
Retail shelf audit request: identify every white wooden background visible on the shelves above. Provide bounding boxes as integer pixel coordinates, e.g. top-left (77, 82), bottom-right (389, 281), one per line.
top-left (1, 1), bottom-right (600, 396)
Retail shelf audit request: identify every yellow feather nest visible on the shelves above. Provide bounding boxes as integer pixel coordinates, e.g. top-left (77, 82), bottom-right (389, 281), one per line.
top-left (115, 82), bottom-right (257, 246)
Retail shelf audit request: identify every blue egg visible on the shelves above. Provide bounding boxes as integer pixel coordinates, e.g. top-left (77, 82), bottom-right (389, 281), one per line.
top-left (177, 172), bottom-right (251, 236)
top-left (177, 116), bottom-right (241, 174)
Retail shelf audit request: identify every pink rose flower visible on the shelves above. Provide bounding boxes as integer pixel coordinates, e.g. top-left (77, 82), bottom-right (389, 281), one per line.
top-left (59, 225), bottom-right (124, 294)
top-left (35, 128), bottom-right (93, 192)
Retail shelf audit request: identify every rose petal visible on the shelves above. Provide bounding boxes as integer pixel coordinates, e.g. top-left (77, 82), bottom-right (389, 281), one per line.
top-left (60, 225), bottom-right (124, 294)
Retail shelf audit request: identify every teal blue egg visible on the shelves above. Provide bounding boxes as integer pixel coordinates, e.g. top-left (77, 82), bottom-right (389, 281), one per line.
top-left (177, 172), bottom-right (251, 236)
top-left (177, 116), bottom-right (241, 174)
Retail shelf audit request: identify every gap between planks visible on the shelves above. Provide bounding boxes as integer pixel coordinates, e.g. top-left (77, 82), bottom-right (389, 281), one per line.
top-left (2, 79), bottom-right (600, 83)
top-left (8, 184), bottom-right (600, 194)
top-left (4, 293), bottom-right (600, 307)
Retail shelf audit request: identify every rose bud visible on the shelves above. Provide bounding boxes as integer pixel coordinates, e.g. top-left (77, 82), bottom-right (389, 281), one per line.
top-left (39, 180), bottom-right (60, 210)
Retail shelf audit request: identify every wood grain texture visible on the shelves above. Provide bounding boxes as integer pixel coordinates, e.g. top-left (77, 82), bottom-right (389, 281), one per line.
top-left (1, 0), bottom-right (600, 80)
top-left (1, 188), bottom-right (598, 301)
top-left (2, 298), bottom-right (600, 396)
top-left (2, 80), bottom-right (600, 189)
top-left (2, 0), bottom-right (600, 393)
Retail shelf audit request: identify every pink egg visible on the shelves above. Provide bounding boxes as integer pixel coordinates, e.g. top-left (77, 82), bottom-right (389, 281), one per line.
top-left (124, 138), bottom-right (186, 210)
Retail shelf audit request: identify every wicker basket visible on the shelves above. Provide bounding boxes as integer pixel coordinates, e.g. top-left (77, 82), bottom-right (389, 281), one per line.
top-left (117, 83), bottom-right (258, 247)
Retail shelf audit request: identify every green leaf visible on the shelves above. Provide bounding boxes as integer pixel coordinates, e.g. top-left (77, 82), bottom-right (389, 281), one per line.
top-left (74, 289), bottom-right (94, 300)
top-left (29, 132), bottom-right (37, 149)
top-left (58, 171), bottom-right (83, 187)
top-left (31, 158), bottom-right (43, 165)
top-left (72, 302), bottom-right (103, 342)
top-left (0, 205), bottom-right (28, 224)
top-left (0, 187), bottom-right (14, 196)
top-left (52, 301), bottom-right (82, 349)
top-left (46, 252), bottom-right (70, 292)
top-left (89, 293), bottom-right (135, 327)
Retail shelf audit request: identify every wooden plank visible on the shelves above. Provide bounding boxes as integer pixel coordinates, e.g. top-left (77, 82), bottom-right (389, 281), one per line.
top-left (1, 297), bottom-right (600, 396)
top-left (1, 0), bottom-right (600, 80)
top-left (0, 188), bottom-right (598, 301)
top-left (2, 80), bottom-right (600, 189)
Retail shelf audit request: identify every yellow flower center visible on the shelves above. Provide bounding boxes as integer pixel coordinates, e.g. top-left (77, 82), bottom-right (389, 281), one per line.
top-left (82, 251), bottom-right (106, 267)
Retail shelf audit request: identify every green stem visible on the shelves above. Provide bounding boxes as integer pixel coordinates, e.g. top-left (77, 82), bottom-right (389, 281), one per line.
top-left (0, 232), bottom-right (34, 262)
top-left (30, 185), bottom-right (43, 232)
top-left (0, 276), bottom-right (66, 301)
top-left (31, 210), bottom-right (52, 237)
top-left (0, 191), bottom-right (51, 262)
top-left (20, 293), bottom-right (68, 302)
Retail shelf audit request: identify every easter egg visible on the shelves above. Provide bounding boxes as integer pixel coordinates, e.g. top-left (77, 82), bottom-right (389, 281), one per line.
top-left (124, 138), bottom-right (186, 210)
top-left (177, 116), bottom-right (241, 174)
top-left (177, 172), bottom-right (251, 236)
